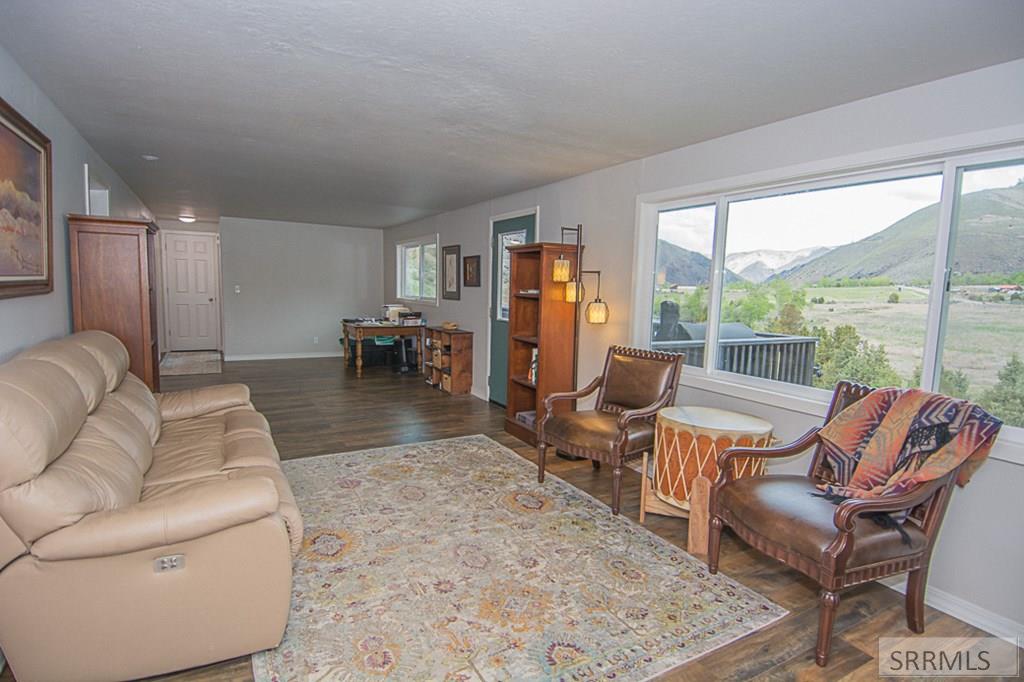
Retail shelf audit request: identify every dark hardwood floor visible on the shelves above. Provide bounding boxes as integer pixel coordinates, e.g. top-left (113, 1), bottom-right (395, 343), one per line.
top-left (2, 358), bottom-right (1008, 681)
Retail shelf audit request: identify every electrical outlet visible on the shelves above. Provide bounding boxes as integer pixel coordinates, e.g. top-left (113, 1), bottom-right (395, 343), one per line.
top-left (234, 285), bottom-right (241, 294)
top-left (313, 336), bottom-right (319, 344)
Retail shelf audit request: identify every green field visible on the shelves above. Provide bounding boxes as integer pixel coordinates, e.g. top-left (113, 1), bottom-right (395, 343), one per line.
top-left (653, 284), bottom-right (1023, 396)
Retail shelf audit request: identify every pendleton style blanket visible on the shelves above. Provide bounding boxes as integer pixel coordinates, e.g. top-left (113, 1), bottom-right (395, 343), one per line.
top-left (817, 388), bottom-right (1002, 500)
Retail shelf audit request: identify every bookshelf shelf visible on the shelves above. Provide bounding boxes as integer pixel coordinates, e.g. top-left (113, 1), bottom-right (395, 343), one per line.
top-left (503, 242), bottom-right (581, 445)
top-left (511, 334), bottom-right (538, 345)
top-left (510, 374), bottom-right (537, 390)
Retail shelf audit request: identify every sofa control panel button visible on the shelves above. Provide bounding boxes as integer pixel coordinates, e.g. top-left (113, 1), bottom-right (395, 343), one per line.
top-left (154, 554), bottom-right (185, 572)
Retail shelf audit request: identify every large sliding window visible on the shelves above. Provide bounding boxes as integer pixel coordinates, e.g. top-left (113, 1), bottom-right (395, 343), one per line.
top-left (935, 160), bottom-right (1024, 427)
top-left (652, 204), bottom-right (716, 367)
top-left (720, 173), bottom-right (942, 389)
top-left (397, 235), bottom-right (438, 303)
top-left (643, 147), bottom-right (1024, 429)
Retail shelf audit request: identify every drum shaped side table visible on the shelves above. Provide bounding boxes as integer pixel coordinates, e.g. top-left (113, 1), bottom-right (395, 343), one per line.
top-left (641, 406), bottom-right (773, 556)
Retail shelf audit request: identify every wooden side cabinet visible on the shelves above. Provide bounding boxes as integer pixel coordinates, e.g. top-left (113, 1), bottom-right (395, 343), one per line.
top-left (424, 327), bottom-right (473, 394)
top-left (68, 214), bottom-right (161, 391)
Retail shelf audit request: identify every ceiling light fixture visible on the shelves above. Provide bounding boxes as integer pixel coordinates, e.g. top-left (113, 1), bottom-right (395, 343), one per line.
top-left (178, 215), bottom-right (196, 223)
top-left (141, 154), bottom-right (159, 161)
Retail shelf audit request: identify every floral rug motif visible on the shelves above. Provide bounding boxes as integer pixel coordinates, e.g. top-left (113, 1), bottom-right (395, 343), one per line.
top-left (252, 435), bottom-right (785, 681)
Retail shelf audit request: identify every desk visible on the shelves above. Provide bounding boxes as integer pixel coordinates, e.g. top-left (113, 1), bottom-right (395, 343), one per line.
top-left (341, 322), bottom-right (425, 378)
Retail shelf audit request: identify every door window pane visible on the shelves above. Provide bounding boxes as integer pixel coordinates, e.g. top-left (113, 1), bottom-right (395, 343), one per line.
top-left (651, 205), bottom-right (715, 367)
top-left (498, 229), bottom-right (527, 320)
top-left (938, 161), bottom-right (1024, 426)
top-left (720, 174), bottom-right (943, 388)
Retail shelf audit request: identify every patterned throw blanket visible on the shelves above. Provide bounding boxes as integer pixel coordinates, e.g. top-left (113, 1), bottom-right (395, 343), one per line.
top-left (817, 388), bottom-right (1002, 501)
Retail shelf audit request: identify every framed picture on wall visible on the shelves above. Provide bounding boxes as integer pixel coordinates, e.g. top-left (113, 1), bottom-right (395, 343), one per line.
top-left (442, 244), bottom-right (461, 300)
top-left (0, 96), bottom-right (53, 299)
top-left (463, 255), bottom-right (481, 287)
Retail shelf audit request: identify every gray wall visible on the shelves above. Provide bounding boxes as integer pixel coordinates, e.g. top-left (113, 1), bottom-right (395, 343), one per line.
top-left (219, 216), bottom-right (383, 358)
top-left (384, 59), bottom-right (1024, 633)
top-left (0, 43), bottom-right (150, 361)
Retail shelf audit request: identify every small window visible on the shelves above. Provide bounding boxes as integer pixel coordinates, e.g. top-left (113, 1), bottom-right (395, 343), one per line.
top-left (397, 235), bottom-right (438, 303)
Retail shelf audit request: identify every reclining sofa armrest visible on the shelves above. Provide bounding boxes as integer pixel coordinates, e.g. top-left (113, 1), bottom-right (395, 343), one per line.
top-left (156, 384), bottom-right (252, 422)
top-left (31, 477), bottom-right (279, 561)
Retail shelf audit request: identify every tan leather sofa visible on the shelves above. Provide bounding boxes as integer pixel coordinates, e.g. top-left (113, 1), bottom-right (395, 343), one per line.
top-left (0, 331), bottom-right (302, 681)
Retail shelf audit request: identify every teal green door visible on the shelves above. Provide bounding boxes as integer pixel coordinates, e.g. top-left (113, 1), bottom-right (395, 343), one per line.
top-left (489, 214), bottom-right (535, 405)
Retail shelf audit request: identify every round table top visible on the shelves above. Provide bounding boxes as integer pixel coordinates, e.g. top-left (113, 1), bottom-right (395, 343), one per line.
top-left (658, 405), bottom-right (773, 436)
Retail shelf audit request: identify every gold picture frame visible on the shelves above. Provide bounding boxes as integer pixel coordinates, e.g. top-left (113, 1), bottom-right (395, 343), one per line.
top-left (0, 96), bottom-right (53, 299)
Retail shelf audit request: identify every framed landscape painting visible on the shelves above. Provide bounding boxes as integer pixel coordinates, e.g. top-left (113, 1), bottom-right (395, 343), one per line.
top-left (442, 244), bottom-right (460, 300)
top-left (0, 96), bottom-right (52, 299)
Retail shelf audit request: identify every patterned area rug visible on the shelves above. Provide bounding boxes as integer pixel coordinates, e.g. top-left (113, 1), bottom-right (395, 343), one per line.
top-left (159, 351), bottom-right (222, 376)
top-left (252, 435), bottom-right (785, 681)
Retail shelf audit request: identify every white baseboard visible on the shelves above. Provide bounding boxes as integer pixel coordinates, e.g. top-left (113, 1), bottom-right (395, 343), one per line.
top-left (881, 576), bottom-right (1024, 640)
top-left (224, 351), bottom-right (345, 361)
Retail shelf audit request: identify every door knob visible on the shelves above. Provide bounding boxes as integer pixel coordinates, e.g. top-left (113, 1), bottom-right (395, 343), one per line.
top-left (208, 297), bottom-right (214, 302)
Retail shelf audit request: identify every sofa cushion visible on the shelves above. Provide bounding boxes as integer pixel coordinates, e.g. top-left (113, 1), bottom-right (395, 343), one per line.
top-left (156, 384), bottom-right (251, 422)
top-left (0, 434), bottom-right (143, 543)
top-left (0, 359), bottom-right (88, 491)
top-left (145, 415), bottom-right (225, 486)
top-left (15, 338), bottom-right (108, 413)
top-left (109, 373), bottom-right (161, 445)
top-left (80, 399), bottom-right (154, 473)
top-left (68, 330), bottom-right (130, 392)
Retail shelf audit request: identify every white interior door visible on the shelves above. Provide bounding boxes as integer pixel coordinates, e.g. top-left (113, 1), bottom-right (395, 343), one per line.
top-left (163, 231), bottom-right (222, 351)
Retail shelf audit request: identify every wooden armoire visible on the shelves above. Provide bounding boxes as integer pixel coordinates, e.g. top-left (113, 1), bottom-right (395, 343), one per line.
top-left (68, 214), bottom-right (161, 391)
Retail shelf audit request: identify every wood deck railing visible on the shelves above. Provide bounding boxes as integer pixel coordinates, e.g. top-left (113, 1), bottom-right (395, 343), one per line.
top-left (652, 332), bottom-right (818, 386)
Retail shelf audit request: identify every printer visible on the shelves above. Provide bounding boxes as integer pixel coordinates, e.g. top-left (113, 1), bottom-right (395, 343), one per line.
top-left (382, 304), bottom-right (411, 323)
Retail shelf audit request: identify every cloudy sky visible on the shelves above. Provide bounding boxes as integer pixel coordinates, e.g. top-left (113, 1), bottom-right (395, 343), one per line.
top-left (659, 163), bottom-right (1023, 257)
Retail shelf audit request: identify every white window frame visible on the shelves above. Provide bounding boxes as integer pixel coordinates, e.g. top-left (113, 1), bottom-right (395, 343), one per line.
top-left (396, 233), bottom-right (439, 305)
top-left (631, 129), bottom-right (1024, 461)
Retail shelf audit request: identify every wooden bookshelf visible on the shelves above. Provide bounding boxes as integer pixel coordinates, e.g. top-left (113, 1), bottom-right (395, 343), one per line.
top-left (504, 242), bottom-right (580, 445)
top-left (424, 326), bottom-right (473, 395)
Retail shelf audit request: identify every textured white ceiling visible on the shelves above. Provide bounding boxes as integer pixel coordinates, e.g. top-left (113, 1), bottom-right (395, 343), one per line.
top-left (1, 1), bottom-right (1022, 227)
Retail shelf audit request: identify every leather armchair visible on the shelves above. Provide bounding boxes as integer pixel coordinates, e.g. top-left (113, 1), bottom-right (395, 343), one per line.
top-left (708, 381), bottom-right (965, 667)
top-left (537, 346), bottom-right (683, 514)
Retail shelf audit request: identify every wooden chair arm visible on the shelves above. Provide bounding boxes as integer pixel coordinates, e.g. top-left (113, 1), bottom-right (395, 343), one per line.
top-left (538, 376), bottom-right (603, 430)
top-left (716, 428), bottom-right (821, 484)
top-left (832, 476), bottom-right (950, 532)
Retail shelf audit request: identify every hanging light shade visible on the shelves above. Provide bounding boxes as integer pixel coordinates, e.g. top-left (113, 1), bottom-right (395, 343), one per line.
top-left (552, 254), bottom-right (572, 282)
top-left (564, 279), bottom-right (584, 303)
top-left (586, 298), bottom-right (609, 324)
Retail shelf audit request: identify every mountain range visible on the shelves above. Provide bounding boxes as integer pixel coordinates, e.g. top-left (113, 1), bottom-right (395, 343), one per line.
top-left (656, 184), bottom-right (1023, 287)
top-left (780, 184), bottom-right (1024, 284)
top-left (725, 247), bottom-right (831, 282)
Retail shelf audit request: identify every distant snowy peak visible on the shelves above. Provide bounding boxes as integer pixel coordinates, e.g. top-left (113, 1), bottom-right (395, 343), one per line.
top-left (725, 246), bottom-right (831, 282)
